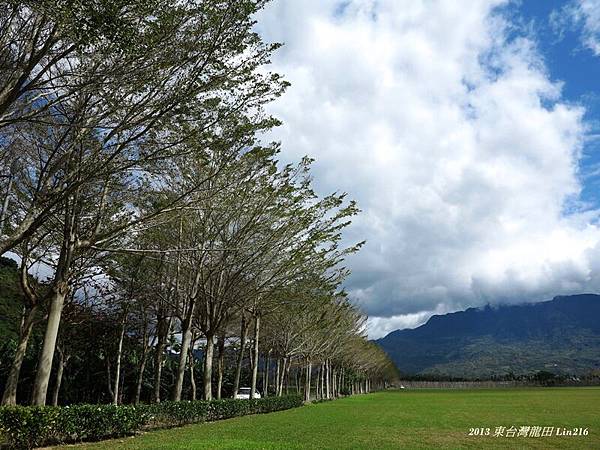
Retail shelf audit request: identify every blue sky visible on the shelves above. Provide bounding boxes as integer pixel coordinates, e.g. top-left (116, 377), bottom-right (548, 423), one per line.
top-left (258, 0), bottom-right (600, 338)
top-left (518, 0), bottom-right (600, 209)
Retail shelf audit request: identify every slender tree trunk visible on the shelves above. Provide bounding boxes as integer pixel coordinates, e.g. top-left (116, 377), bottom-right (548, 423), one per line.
top-left (189, 337), bottom-right (196, 401)
top-left (153, 314), bottom-right (171, 403)
top-left (304, 360), bottom-right (311, 402)
top-left (321, 364), bottom-right (325, 398)
top-left (51, 350), bottom-right (66, 407)
top-left (232, 316), bottom-right (248, 397)
top-left (263, 349), bottom-right (271, 398)
top-left (203, 334), bottom-right (214, 400)
top-left (216, 334), bottom-right (225, 400)
top-left (320, 364), bottom-right (324, 398)
top-left (153, 348), bottom-right (163, 403)
top-left (32, 286), bottom-right (67, 405)
top-left (134, 317), bottom-right (152, 405)
top-left (332, 363), bottom-right (335, 397)
top-left (134, 348), bottom-right (149, 405)
top-left (107, 359), bottom-right (114, 400)
top-left (1, 305), bottom-right (37, 405)
top-left (285, 358), bottom-right (290, 395)
top-left (248, 342), bottom-right (253, 370)
top-left (275, 358), bottom-right (281, 396)
top-left (326, 360), bottom-right (330, 399)
top-left (332, 369), bottom-right (336, 398)
top-left (113, 314), bottom-right (127, 405)
top-left (0, 174), bottom-right (12, 232)
top-left (172, 316), bottom-right (194, 401)
top-left (316, 366), bottom-right (320, 399)
top-left (119, 374), bottom-right (125, 404)
top-left (277, 357), bottom-right (287, 397)
top-left (250, 315), bottom-right (260, 399)
top-left (285, 359), bottom-right (291, 395)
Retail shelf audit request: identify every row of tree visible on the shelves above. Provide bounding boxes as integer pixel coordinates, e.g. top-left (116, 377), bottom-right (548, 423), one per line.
top-left (0, 0), bottom-right (398, 406)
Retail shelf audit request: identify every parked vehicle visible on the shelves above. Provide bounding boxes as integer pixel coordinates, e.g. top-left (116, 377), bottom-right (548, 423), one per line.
top-left (235, 387), bottom-right (261, 399)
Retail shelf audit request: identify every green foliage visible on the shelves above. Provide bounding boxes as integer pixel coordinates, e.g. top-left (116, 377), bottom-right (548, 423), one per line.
top-left (0, 258), bottom-right (22, 341)
top-left (0, 396), bottom-right (302, 448)
top-left (0, 404), bottom-right (146, 448)
top-left (144, 395), bottom-right (303, 427)
top-left (0, 406), bottom-right (60, 449)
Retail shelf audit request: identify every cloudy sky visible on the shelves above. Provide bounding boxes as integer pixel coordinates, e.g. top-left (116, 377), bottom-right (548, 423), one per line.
top-left (256, 0), bottom-right (600, 338)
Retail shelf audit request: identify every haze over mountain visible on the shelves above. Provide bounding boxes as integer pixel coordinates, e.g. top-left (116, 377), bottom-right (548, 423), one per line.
top-left (376, 294), bottom-right (600, 378)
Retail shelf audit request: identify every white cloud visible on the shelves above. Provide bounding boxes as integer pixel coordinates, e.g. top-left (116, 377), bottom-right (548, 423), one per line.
top-left (552, 0), bottom-right (600, 55)
top-left (257, 0), bottom-right (600, 338)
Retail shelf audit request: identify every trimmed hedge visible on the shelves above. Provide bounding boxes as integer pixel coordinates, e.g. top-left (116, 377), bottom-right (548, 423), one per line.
top-left (0, 404), bottom-right (146, 449)
top-left (145, 395), bottom-right (303, 428)
top-left (0, 395), bottom-right (303, 449)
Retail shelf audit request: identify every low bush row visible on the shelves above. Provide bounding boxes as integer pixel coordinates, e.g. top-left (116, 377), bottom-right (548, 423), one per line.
top-left (144, 395), bottom-right (303, 428)
top-left (0, 395), bottom-right (303, 449)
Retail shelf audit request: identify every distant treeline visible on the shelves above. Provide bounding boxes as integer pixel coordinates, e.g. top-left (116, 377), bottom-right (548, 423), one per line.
top-left (397, 370), bottom-right (600, 387)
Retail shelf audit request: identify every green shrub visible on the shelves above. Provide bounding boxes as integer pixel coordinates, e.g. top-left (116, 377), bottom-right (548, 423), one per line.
top-left (143, 395), bottom-right (303, 428)
top-left (0, 406), bottom-right (60, 449)
top-left (0, 396), bottom-right (302, 449)
top-left (143, 400), bottom-right (209, 427)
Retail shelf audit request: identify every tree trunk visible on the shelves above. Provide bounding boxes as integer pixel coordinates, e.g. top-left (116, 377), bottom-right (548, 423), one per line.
top-left (250, 315), bottom-right (260, 399)
top-left (113, 314), bottom-right (127, 405)
top-left (263, 349), bottom-right (271, 398)
top-left (216, 334), bottom-right (225, 400)
top-left (332, 369), bottom-right (336, 398)
top-left (232, 315), bottom-right (248, 397)
top-left (316, 366), bottom-right (320, 399)
top-left (275, 358), bottom-right (281, 396)
top-left (277, 357), bottom-right (287, 397)
top-left (248, 342), bottom-right (253, 371)
top-left (285, 359), bottom-right (291, 395)
top-left (0, 173), bottom-right (12, 232)
top-left (106, 358), bottom-right (114, 400)
top-left (321, 364), bottom-right (325, 398)
top-left (284, 358), bottom-right (289, 396)
top-left (326, 360), bottom-right (330, 399)
top-left (172, 316), bottom-right (194, 401)
top-left (320, 364), bottom-right (324, 398)
top-left (203, 334), bottom-right (214, 400)
top-left (153, 314), bottom-right (171, 403)
top-left (1, 305), bottom-right (37, 405)
top-left (51, 347), bottom-right (68, 406)
top-left (134, 316), bottom-right (152, 405)
top-left (134, 348), bottom-right (149, 405)
top-left (189, 337), bottom-right (196, 401)
top-left (304, 360), bottom-right (311, 402)
top-left (32, 287), bottom-right (67, 405)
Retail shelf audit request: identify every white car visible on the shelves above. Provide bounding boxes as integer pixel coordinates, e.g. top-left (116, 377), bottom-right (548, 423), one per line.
top-left (235, 387), bottom-right (261, 399)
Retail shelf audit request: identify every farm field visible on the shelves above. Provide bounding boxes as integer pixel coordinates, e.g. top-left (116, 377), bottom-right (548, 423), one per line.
top-left (70, 387), bottom-right (600, 450)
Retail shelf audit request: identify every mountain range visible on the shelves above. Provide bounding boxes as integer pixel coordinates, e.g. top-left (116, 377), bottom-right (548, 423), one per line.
top-left (375, 294), bottom-right (600, 377)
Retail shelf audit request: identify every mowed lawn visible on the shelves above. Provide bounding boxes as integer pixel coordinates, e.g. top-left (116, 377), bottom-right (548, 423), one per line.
top-left (71, 388), bottom-right (600, 450)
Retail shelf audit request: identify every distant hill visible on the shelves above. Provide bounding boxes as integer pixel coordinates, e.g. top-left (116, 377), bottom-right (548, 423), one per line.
top-left (375, 294), bottom-right (600, 377)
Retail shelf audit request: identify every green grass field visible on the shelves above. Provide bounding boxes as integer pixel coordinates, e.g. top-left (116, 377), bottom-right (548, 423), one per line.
top-left (70, 388), bottom-right (600, 450)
